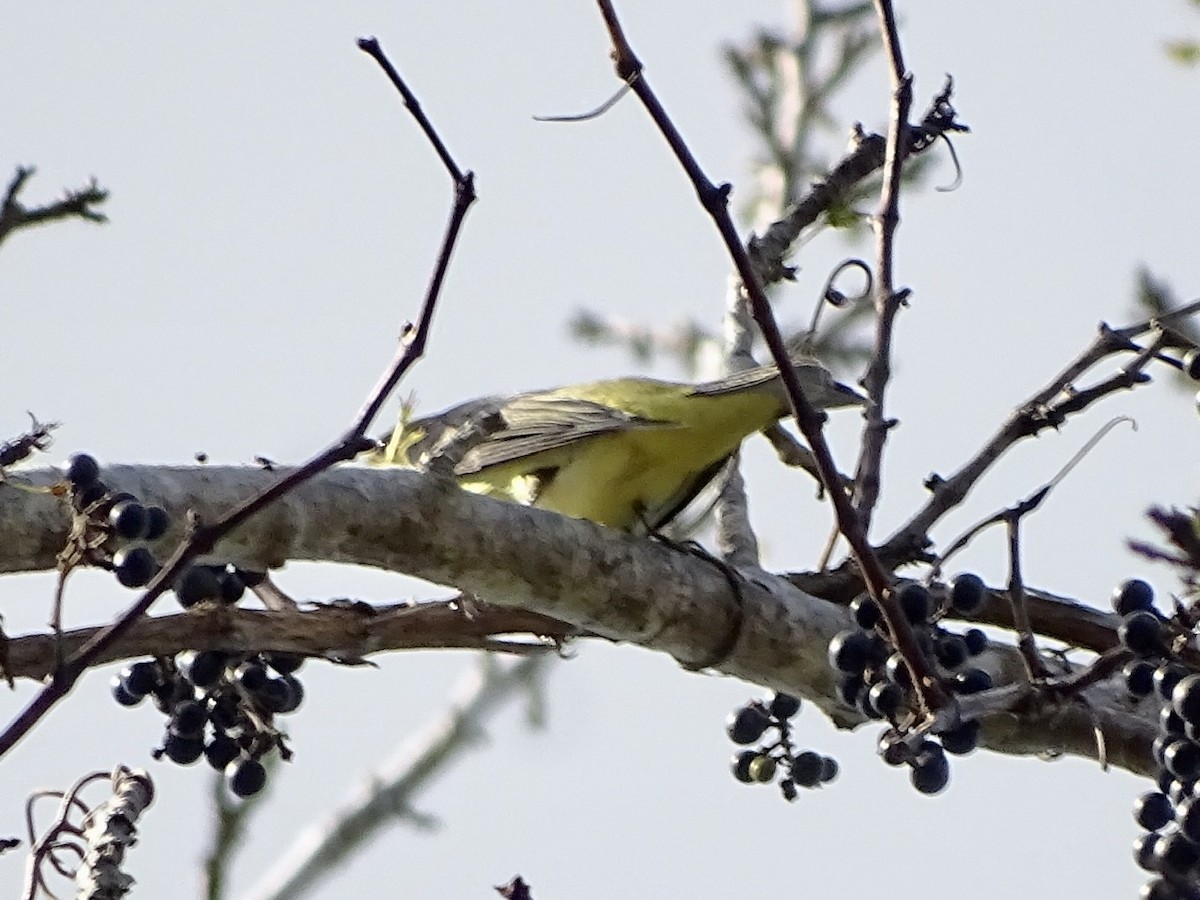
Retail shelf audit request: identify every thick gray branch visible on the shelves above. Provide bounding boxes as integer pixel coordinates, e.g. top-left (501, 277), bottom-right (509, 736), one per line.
top-left (0, 465), bottom-right (1156, 774)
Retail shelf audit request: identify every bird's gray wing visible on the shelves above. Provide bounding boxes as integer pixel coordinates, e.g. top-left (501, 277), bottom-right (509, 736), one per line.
top-left (455, 393), bottom-right (677, 475)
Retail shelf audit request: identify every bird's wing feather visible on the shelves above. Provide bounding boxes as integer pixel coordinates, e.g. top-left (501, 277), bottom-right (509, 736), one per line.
top-left (455, 394), bottom-right (679, 475)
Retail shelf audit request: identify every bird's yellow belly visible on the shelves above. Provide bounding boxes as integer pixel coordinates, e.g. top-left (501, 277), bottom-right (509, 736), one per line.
top-left (531, 427), bottom-right (746, 529)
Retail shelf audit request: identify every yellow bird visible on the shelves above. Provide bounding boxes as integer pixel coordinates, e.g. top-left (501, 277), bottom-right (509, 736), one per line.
top-left (367, 358), bottom-right (864, 533)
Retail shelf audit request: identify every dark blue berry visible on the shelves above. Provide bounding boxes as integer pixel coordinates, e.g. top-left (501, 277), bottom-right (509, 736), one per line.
top-left (935, 633), bottom-right (968, 670)
top-left (183, 650), bottom-right (228, 689)
top-left (74, 481), bottom-right (108, 510)
top-left (65, 453), bottom-right (100, 487)
top-left (727, 704), bottom-right (771, 744)
top-left (163, 732), bottom-right (204, 765)
top-left (113, 547), bottom-right (156, 588)
top-left (819, 756), bottom-right (839, 783)
top-left (121, 660), bottom-right (159, 697)
top-left (265, 652), bottom-right (305, 675)
top-left (227, 758), bottom-right (267, 797)
top-left (1177, 795), bottom-right (1200, 844)
top-left (1134, 791), bottom-right (1174, 831)
top-left (111, 677), bottom-right (142, 707)
top-left (949, 573), bottom-right (987, 615)
top-left (940, 719), bottom-right (980, 755)
top-left (791, 751), bottom-right (824, 788)
top-left (837, 674), bottom-right (865, 707)
top-left (828, 630), bottom-right (873, 674)
top-left (1113, 579), bottom-right (1156, 616)
top-left (962, 628), bottom-right (988, 655)
top-left (143, 506), bottom-right (170, 541)
top-left (1120, 611), bottom-right (1164, 657)
top-left (910, 742), bottom-right (950, 795)
top-left (1124, 660), bottom-right (1156, 697)
top-left (866, 681), bottom-right (903, 719)
top-left (884, 653), bottom-right (914, 689)
top-left (1133, 832), bottom-right (1161, 872)
top-left (170, 700), bottom-right (208, 738)
top-left (1173, 674), bottom-right (1200, 725)
top-left (850, 595), bottom-right (880, 629)
top-left (1156, 665), bottom-right (1189, 702)
top-left (175, 566), bottom-right (222, 608)
top-left (897, 583), bottom-right (931, 624)
top-left (1152, 831), bottom-right (1200, 877)
top-left (769, 693), bottom-right (802, 720)
top-left (205, 734), bottom-right (241, 771)
top-left (1164, 739), bottom-right (1200, 781)
top-left (955, 668), bottom-right (994, 694)
top-left (218, 570), bottom-right (245, 604)
top-left (108, 500), bottom-right (149, 541)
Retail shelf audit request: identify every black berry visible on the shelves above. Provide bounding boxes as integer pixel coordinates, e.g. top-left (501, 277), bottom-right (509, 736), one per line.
top-left (1114, 579), bottom-right (1156, 616)
top-left (727, 704), bottom-right (771, 744)
top-left (108, 500), bottom-right (149, 541)
top-left (963, 628), bottom-right (988, 655)
top-left (910, 742), bottom-right (950, 795)
top-left (1173, 674), bottom-right (1200, 725)
top-left (791, 751), bottom-right (824, 788)
top-left (163, 732), bottom-right (205, 765)
top-left (175, 565), bottom-right (222, 608)
top-left (1119, 611), bottom-right (1163, 658)
top-left (1124, 660), bottom-right (1157, 697)
top-left (828, 630), bottom-right (873, 674)
top-left (850, 595), bottom-right (880, 629)
top-left (65, 453), bottom-right (100, 488)
top-left (949, 573), bottom-right (987, 615)
top-left (113, 547), bottom-right (156, 588)
top-left (227, 758), bottom-right (267, 797)
top-left (143, 506), bottom-right (170, 541)
top-left (1134, 791), bottom-right (1174, 831)
top-left (940, 719), bottom-right (980, 756)
top-left (897, 583), bottom-right (931, 624)
top-left (769, 693), bottom-right (802, 720)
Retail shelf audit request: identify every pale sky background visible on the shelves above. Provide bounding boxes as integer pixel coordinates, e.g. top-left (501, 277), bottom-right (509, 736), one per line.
top-left (2, 3), bottom-right (1200, 898)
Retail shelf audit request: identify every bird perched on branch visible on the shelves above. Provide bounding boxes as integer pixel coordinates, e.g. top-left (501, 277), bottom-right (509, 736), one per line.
top-left (364, 356), bottom-right (864, 533)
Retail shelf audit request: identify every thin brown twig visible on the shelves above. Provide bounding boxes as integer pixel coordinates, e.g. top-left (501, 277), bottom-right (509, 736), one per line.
top-left (2, 598), bottom-right (570, 684)
top-left (592, 0), bottom-right (948, 714)
top-left (851, 0), bottom-right (912, 533)
top-left (0, 41), bottom-right (476, 763)
top-left (1006, 515), bottom-right (1052, 680)
top-left (877, 303), bottom-right (1200, 566)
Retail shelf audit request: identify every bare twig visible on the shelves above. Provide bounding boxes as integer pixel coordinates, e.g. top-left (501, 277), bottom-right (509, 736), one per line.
top-left (0, 167), bottom-right (109, 251)
top-left (592, 0), bottom-right (948, 714)
top-left (0, 39), bottom-right (476, 762)
top-left (851, 0), bottom-right (912, 532)
top-left (878, 302), bottom-right (1200, 565)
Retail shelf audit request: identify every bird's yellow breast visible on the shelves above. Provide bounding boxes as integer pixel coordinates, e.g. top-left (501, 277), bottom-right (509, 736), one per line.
top-left (461, 383), bottom-right (785, 529)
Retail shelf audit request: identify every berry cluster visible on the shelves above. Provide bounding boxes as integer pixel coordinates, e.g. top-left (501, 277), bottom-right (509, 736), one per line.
top-left (726, 692), bottom-right (839, 801)
top-left (1113, 578), bottom-right (1200, 897)
top-left (64, 452), bottom-right (169, 589)
top-left (828, 576), bottom-right (991, 795)
top-left (64, 452), bottom-right (260, 609)
top-left (111, 650), bottom-right (305, 796)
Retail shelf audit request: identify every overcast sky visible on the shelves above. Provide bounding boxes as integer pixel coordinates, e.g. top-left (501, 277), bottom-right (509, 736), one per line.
top-left (3, 3), bottom-right (1200, 898)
